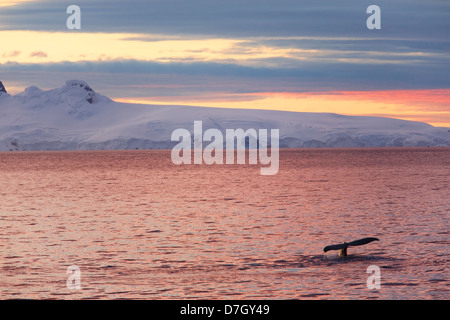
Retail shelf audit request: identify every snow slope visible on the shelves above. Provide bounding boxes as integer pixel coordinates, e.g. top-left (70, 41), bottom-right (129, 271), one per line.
top-left (0, 80), bottom-right (449, 151)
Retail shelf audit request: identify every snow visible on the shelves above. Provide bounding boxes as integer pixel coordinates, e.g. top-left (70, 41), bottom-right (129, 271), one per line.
top-left (0, 80), bottom-right (449, 151)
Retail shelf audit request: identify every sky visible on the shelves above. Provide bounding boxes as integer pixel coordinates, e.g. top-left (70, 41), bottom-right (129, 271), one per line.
top-left (0, 0), bottom-right (449, 126)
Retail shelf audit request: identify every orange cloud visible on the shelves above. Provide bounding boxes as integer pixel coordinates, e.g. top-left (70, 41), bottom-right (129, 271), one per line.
top-left (0, 0), bottom-right (33, 7)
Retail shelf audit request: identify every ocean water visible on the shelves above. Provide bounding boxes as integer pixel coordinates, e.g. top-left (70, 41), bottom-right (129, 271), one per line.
top-left (0, 148), bottom-right (448, 299)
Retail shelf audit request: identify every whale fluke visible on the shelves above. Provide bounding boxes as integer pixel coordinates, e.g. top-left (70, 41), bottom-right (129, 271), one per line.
top-left (323, 237), bottom-right (379, 257)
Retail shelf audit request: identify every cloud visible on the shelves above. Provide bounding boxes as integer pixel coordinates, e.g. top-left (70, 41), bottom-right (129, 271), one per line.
top-left (29, 51), bottom-right (47, 58)
top-left (1, 0), bottom-right (448, 93)
top-left (255, 38), bottom-right (450, 56)
top-left (1, 57), bottom-right (449, 93)
top-left (0, 0), bottom-right (449, 41)
top-left (2, 50), bottom-right (21, 57)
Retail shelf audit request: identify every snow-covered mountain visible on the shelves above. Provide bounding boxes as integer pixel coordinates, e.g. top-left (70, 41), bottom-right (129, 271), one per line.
top-left (0, 80), bottom-right (449, 151)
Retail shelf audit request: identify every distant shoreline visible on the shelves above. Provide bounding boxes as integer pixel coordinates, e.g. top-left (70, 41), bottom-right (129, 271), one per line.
top-left (1, 146), bottom-right (449, 154)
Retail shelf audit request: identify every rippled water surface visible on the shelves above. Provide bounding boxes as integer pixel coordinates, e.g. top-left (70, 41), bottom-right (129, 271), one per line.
top-left (0, 148), bottom-right (448, 299)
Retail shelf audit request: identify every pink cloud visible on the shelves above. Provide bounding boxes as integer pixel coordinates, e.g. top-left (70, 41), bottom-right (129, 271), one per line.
top-left (244, 89), bottom-right (450, 112)
top-left (29, 51), bottom-right (48, 58)
top-left (2, 50), bottom-right (21, 57)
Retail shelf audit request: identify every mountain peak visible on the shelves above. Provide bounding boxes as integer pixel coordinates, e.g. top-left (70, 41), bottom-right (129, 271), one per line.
top-left (64, 80), bottom-right (93, 92)
top-left (14, 80), bottom-right (110, 106)
top-left (0, 81), bottom-right (7, 96)
top-left (59, 80), bottom-right (98, 104)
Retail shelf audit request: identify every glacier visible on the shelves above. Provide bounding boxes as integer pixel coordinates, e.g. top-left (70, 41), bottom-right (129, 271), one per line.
top-left (0, 80), bottom-right (449, 151)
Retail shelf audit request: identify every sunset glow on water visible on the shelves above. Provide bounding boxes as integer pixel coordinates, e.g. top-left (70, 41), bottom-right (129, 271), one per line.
top-left (0, 148), bottom-right (448, 299)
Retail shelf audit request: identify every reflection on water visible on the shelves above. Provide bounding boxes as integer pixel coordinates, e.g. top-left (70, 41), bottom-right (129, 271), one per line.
top-left (0, 148), bottom-right (448, 299)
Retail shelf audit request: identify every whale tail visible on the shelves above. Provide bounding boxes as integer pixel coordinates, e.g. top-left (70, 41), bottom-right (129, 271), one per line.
top-left (323, 237), bottom-right (379, 257)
